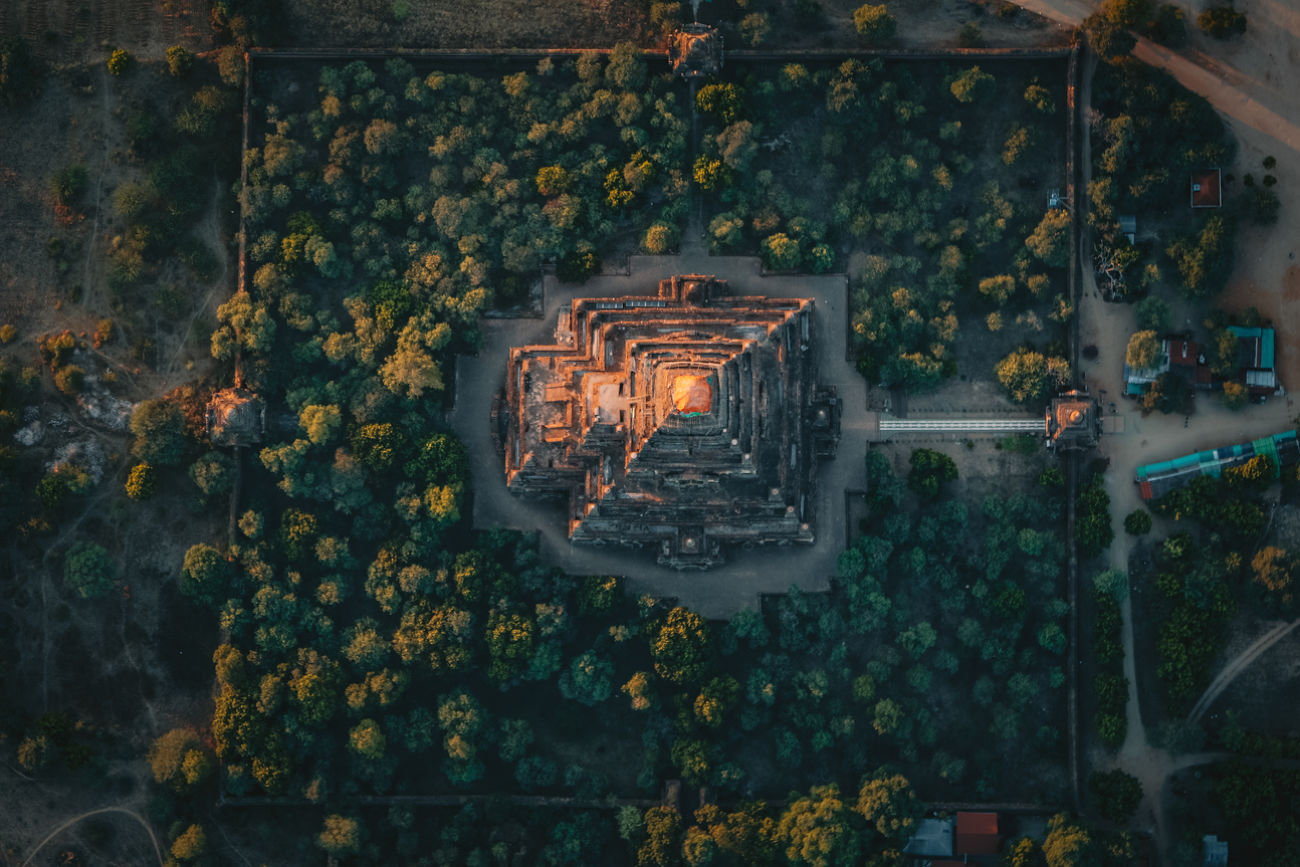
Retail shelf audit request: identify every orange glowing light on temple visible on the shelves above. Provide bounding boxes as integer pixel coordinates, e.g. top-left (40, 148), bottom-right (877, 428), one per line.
top-left (672, 375), bottom-right (712, 416)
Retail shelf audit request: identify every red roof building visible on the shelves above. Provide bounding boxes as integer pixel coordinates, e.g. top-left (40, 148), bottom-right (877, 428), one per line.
top-left (1168, 339), bottom-right (1199, 369)
top-left (955, 812), bottom-right (1001, 855)
top-left (1190, 169), bottom-right (1221, 208)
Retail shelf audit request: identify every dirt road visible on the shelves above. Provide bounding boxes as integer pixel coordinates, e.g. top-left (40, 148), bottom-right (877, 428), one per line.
top-left (1058, 4), bottom-right (1300, 856)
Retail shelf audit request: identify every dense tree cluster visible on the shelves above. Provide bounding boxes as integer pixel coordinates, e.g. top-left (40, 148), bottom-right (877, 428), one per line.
top-left (687, 59), bottom-right (1067, 391)
top-left (1149, 532), bottom-right (1236, 708)
top-left (238, 49), bottom-right (687, 385)
top-left (1212, 763), bottom-right (1300, 863)
top-left (1087, 60), bottom-right (1237, 298)
top-left (1091, 569), bottom-right (1128, 749)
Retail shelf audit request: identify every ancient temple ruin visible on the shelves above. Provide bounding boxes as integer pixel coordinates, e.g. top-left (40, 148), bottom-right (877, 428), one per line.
top-left (1045, 390), bottom-right (1100, 451)
top-left (499, 275), bottom-right (840, 569)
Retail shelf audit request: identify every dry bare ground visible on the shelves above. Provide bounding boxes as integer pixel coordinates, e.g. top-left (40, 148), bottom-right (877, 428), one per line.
top-left (276, 0), bottom-right (1072, 49)
top-left (1, 0), bottom-right (211, 64)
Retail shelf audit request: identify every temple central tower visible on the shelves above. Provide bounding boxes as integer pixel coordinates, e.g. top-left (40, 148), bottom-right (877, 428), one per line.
top-left (500, 275), bottom-right (840, 569)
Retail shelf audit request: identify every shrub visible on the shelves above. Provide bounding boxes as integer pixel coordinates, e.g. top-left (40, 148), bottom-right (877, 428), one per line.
top-left (557, 246), bottom-right (600, 283)
top-left (125, 463), bottom-right (156, 500)
top-left (739, 12), bottom-right (772, 47)
top-left (1197, 7), bottom-right (1247, 38)
top-left (1123, 509), bottom-right (1152, 535)
top-left (50, 166), bottom-right (88, 206)
top-left (0, 324), bottom-right (16, 344)
top-left (949, 66), bottom-right (995, 104)
top-left (643, 223), bottom-right (677, 255)
top-left (1222, 380), bottom-right (1249, 409)
top-left (1024, 82), bottom-right (1056, 114)
top-left (1089, 770), bottom-right (1142, 822)
top-left (0, 36), bottom-right (44, 106)
top-left (853, 4), bottom-right (897, 42)
top-left (63, 541), bottom-right (115, 599)
top-left (180, 543), bottom-right (232, 605)
top-left (107, 48), bottom-right (133, 76)
top-left (1243, 187), bottom-right (1280, 225)
top-left (53, 365), bottom-right (85, 397)
top-left (165, 45), bottom-right (194, 78)
top-left (761, 233), bottom-right (802, 271)
top-left (190, 451), bottom-right (236, 498)
top-left (1145, 3), bottom-right (1187, 47)
top-left (958, 22), bottom-right (984, 47)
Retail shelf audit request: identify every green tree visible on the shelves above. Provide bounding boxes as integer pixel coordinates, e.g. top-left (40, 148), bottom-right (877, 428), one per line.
top-left (1099, 0), bottom-right (1154, 26)
top-left (1124, 509), bottom-right (1152, 535)
top-left (190, 451), bottom-right (235, 499)
top-left (299, 404), bottom-right (342, 445)
top-left (165, 45), bottom-right (194, 77)
top-left (739, 12), bottom-right (772, 47)
top-left (180, 543), bottom-right (232, 606)
top-left (1025, 209), bottom-right (1072, 268)
top-left (1085, 13), bottom-right (1138, 58)
top-left (0, 36), bottom-right (43, 106)
top-left (1141, 371), bottom-right (1189, 414)
top-left (907, 448), bottom-right (958, 499)
top-left (651, 607), bottom-right (713, 686)
top-left (696, 83), bottom-right (744, 124)
top-left (1198, 6), bottom-right (1247, 37)
top-left (1076, 477), bottom-right (1114, 558)
top-left (63, 542), bottom-right (115, 599)
top-left (1134, 296), bottom-right (1169, 332)
top-left (853, 4), bottom-right (897, 42)
top-left (1088, 769), bottom-right (1143, 822)
top-left (1146, 3), bottom-right (1187, 46)
top-left (872, 699), bottom-right (903, 736)
top-left (130, 399), bottom-right (187, 466)
top-left (559, 650), bottom-right (615, 706)
top-left (607, 42), bottom-right (647, 89)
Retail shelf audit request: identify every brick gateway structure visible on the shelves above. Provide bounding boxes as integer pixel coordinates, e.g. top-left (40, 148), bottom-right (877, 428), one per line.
top-left (499, 274), bottom-right (841, 569)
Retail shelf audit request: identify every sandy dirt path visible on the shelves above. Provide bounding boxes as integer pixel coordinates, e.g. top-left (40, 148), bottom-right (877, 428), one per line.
top-left (1014, 0), bottom-right (1300, 388)
top-left (1187, 617), bottom-right (1300, 724)
top-left (1060, 8), bottom-right (1300, 855)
